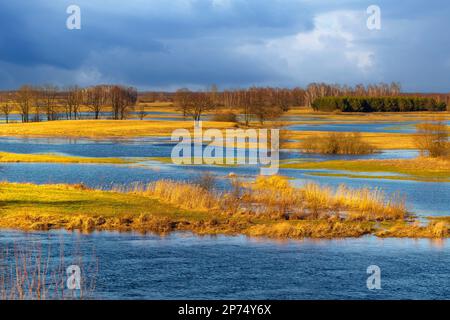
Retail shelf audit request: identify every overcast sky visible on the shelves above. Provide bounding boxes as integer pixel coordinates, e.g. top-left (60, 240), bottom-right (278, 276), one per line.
top-left (0, 0), bottom-right (449, 92)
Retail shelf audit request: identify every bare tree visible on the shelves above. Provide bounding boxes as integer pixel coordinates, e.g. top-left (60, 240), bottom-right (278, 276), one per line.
top-left (174, 88), bottom-right (191, 117)
top-left (64, 86), bottom-right (83, 120)
top-left (41, 85), bottom-right (59, 121)
top-left (86, 85), bottom-right (108, 119)
top-left (110, 86), bottom-right (137, 120)
top-left (0, 94), bottom-right (14, 123)
top-left (123, 87), bottom-right (138, 119)
top-left (32, 87), bottom-right (44, 122)
top-left (185, 91), bottom-right (215, 121)
top-left (16, 85), bottom-right (34, 123)
top-left (137, 103), bottom-right (146, 120)
top-left (238, 89), bottom-right (252, 126)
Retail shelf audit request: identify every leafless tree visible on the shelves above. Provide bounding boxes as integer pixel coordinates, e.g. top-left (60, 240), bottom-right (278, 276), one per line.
top-left (111, 86), bottom-right (137, 120)
top-left (41, 85), bottom-right (59, 121)
top-left (0, 94), bottom-right (14, 123)
top-left (85, 85), bottom-right (108, 119)
top-left (64, 86), bottom-right (83, 120)
top-left (32, 87), bottom-right (44, 122)
top-left (239, 89), bottom-right (252, 126)
top-left (185, 91), bottom-right (215, 121)
top-left (137, 103), bottom-right (146, 120)
top-left (15, 85), bottom-right (34, 123)
top-left (174, 88), bottom-right (191, 117)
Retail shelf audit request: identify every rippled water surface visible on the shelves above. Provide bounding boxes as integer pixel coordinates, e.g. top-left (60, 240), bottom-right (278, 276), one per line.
top-left (0, 230), bottom-right (448, 300)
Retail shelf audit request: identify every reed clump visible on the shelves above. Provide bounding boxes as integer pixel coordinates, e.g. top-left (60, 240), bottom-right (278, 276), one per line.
top-left (376, 221), bottom-right (450, 238)
top-left (0, 241), bottom-right (97, 300)
top-left (246, 220), bottom-right (374, 238)
top-left (301, 132), bottom-right (376, 155)
top-left (138, 176), bottom-right (408, 222)
top-left (144, 180), bottom-right (221, 211)
top-left (241, 176), bottom-right (407, 221)
top-left (415, 121), bottom-right (450, 158)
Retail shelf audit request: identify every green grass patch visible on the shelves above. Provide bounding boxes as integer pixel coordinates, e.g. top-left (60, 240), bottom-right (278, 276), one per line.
top-left (305, 172), bottom-right (450, 183)
top-left (281, 158), bottom-right (450, 180)
top-left (0, 151), bottom-right (147, 165)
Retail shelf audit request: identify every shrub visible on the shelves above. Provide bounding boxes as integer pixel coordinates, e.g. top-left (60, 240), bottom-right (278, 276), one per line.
top-left (301, 132), bottom-right (376, 155)
top-left (415, 121), bottom-right (450, 158)
top-left (211, 112), bottom-right (237, 122)
top-left (193, 172), bottom-right (217, 192)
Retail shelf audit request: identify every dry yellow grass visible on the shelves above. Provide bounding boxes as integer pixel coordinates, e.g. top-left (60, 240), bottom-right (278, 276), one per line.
top-left (284, 107), bottom-right (450, 121)
top-left (300, 132), bottom-right (376, 154)
top-left (283, 130), bottom-right (419, 150)
top-left (0, 181), bottom-right (447, 238)
top-left (246, 220), bottom-right (374, 238)
top-left (119, 180), bottom-right (221, 211)
top-left (0, 151), bottom-right (131, 164)
top-left (0, 120), bottom-right (237, 138)
top-left (244, 176), bottom-right (407, 220)
top-left (281, 157), bottom-right (450, 180)
top-left (377, 221), bottom-right (449, 238)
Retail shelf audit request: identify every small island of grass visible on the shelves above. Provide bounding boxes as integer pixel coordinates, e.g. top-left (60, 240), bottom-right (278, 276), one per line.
top-left (0, 176), bottom-right (448, 239)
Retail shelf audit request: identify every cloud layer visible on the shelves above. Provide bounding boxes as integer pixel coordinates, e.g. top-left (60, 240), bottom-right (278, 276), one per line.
top-left (0, 0), bottom-right (449, 91)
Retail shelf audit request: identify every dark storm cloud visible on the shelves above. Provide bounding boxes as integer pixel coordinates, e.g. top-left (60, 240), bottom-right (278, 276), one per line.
top-left (0, 0), bottom-right (449, 91)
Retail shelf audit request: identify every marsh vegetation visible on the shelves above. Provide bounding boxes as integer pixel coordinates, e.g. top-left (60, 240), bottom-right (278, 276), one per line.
top-left (415, 121), bottom-right (450, 158)
top-left (0, 176), bottom-right (447, 239)
top-left (300, 132), bottom-right (376, 155)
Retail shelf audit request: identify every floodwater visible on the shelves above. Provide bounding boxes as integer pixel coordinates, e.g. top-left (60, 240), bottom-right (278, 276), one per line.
top-left (0, 117), bottom-right (449, 300)
top-left (287, 120), bottom-right (450, 133)
top-left (0, 230), bottom-right (448, 300)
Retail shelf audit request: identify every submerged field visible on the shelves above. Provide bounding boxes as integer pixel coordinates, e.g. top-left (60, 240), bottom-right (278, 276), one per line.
top-left (281, 157), bottom-right (450, 182)
top-left (0, 106), bottom-right (449, 239)
top-left (0, 105), bottom-right (449, 300)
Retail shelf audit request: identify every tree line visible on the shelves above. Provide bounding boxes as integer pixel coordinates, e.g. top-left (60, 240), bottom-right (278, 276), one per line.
top-left (173, 82), bottom-right (448, 123)
top-left (0, 85), bottom-right (137, 123)
top-left (174, 86), bottom-right (299, 125)
top-left (311, 96), bottom-right (447, 112)
top-left (1, 82), bottom-right (448, 124)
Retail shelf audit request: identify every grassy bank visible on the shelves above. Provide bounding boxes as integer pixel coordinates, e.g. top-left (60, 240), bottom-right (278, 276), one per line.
top-left (0, 151), bottom-right (137, 164)
top-left (281, 157), bottom-right (450, 181)
top-left (0, 179), bottom-right (448, 239)
top-left (284, 107), bottom-right (450, 121)
top-left (283, 130), bottom-right (423, 150)
top-left (0, 120), bottom-right (237, 138)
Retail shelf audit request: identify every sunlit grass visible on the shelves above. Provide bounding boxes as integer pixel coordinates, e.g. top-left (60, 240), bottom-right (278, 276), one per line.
top-left (0, 120), bottom-right (237, 138)
top-left (283, 107), bottom-right (450, 121)
top-left (283, 130), bottom-right (421, 150)
top-left (300, 132), bottom-right (376, 154)
top-left (0, 151), bottom-right (134, 164)
top-left (0, 178), bottom-right (447, 238)
top-left (281, 157), bottom-right (450, 180)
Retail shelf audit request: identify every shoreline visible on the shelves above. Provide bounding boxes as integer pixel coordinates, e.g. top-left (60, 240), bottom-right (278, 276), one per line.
top-left (0, 181), bottom-right (448, 240)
